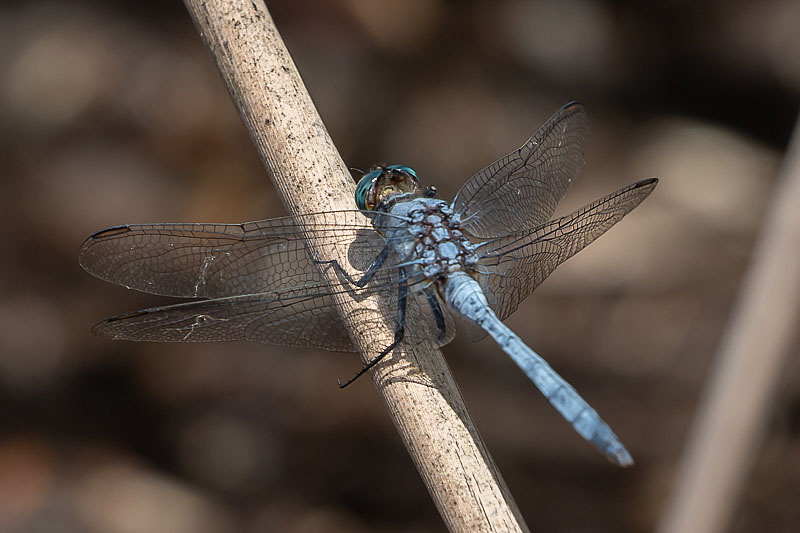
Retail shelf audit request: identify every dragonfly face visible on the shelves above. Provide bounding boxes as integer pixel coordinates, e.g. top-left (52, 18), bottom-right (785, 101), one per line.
top-left (355, 165), bottom-right (421, 211)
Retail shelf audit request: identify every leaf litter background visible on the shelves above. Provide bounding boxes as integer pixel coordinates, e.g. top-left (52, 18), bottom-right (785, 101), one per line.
top-left (0, 1), bottom-right (798, 531)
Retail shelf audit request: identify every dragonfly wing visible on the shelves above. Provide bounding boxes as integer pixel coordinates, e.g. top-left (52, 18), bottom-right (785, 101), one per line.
top-left (79, 211), bottom-right (388, 299)
top-left (471, 178), bottom-right (657, 336)
top-left (92, 286), bottom-right (358, 351)
top-left (452, 102), bottom-right (589, 238)
top-left (93, 270), bottom-right (457, 351)
top-left (82, 207), bottom-right (459, 351)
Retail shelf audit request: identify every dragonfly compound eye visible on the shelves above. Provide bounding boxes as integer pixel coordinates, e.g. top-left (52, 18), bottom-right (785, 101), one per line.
top-left (355, 169), bottom-right (383, 210)
top-left (355, 166), bottom-right (421, 210)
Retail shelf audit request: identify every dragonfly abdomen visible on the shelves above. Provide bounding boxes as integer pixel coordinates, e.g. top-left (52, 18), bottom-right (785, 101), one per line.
top-left (442, 271), bottom-right (634, 466)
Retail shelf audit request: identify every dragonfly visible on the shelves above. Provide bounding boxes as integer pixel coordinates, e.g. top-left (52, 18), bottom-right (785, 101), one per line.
top-left (80, 102), bottom-right (657, 466)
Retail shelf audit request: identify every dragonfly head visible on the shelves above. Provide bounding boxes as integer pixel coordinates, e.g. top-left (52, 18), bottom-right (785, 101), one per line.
top-left (355, 165), bottom-right (420, 211)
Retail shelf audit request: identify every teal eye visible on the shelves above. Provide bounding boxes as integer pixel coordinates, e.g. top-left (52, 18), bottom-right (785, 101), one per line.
top-left (386, 165), bottom-right (417, 178)
top-left (355, 170), bottom-right (382, 210)
top-left (355, 165), bottom-right (421, 211)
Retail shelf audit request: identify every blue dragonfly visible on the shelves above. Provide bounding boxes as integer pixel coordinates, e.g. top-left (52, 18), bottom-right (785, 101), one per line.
top-left (80, 102), bottom-right (656, 466)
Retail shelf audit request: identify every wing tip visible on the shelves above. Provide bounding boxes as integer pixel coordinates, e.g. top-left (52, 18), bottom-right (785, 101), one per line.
top-left (632, 177), bottom-right (659, 198)
top-left (90, 320), bottom-right (117, 340)
top-left (78, 225), bottom-right (133, 270)
top-left (88, 225), bottom-right (132, 240)
top-left (90, 309), bottom-right (155, 340)
top-left (561, 101), bottom-right (587, 118)
top-left (635, 177), bottom-right (659, 187)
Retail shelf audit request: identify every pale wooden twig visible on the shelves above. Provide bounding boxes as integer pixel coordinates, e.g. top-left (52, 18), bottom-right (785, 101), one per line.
top-left (658, 116), bottom-right (800, 533)
top-left (181, 1), bottom-right (528, 531)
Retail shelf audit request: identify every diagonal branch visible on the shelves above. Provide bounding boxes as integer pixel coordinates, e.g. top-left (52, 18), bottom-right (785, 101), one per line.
top-left (182, 1), bottom-right (528, 531)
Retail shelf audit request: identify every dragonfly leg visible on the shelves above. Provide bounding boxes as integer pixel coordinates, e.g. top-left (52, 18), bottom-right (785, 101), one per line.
top-left (314, 246), bottom-right (390, 288)
top-left (423, 286), bottom-right (447, 342)
top-left (338, 266), bottom-right (408, 388)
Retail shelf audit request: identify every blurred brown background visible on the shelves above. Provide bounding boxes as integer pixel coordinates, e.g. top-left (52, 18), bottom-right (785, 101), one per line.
top-left (1, 0), bottom-right (799, 532)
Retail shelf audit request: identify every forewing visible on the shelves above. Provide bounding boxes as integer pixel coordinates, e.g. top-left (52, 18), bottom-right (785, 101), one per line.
top-left (452, 102), bottom-right (590, 238)
top-left (470, 178), bottom-right (657, 337)
top-left (79, 211), bottom-right (387, 299)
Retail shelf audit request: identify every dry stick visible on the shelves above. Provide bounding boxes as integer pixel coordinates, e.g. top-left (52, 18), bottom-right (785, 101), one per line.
top-left (658, 116), bottom-right (800, 533)
top-left (182, 1), bottom-right (528, 531)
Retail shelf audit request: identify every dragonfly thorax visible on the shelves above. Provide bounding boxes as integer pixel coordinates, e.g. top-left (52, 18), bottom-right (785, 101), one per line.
top-left (385, 198), bottom-right (480, 283)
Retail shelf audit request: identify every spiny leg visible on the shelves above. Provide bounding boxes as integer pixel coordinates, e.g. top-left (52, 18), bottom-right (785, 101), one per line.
top-left (422, 285), bottom-right (446, 342)
top-left (337, 266), bottom-right (408, 388)
top-left (314, 246), bottom-right (390, 288)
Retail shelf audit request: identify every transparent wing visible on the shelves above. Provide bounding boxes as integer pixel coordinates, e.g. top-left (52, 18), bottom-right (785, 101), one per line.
top-left (452, 101), bottom-right (590, 238)
top-left (81, 210), bottom-right (458, 351)
top-left (467, 178), bottom-right (657, 339)
top-left (90, 272), bottom-right (457, 351)
top-left (79, 211), bottom-right (384, 299)
top-left (93, 288), bottom-right (356, 351)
